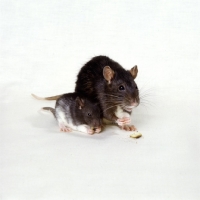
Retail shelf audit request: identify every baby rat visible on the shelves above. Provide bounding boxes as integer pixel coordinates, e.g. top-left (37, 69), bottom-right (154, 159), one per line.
top-left (33, 55), bottom-right (140, 131)
top-left (42, 93), bottom-right (102, 134)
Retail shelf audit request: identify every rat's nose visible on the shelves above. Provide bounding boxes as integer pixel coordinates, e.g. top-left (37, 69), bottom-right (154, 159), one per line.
top-left (130, 97), bottom-right (139, 107)
top-left (131, 102), bottom-right (139, 107)
top-left (131, 95), bottom-right (140, 107)
top-left (93, 120), bottom-right (101, 128)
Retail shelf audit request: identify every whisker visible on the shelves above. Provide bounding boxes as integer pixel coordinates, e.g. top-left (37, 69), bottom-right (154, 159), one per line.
top-left (140, 97), bottom-right (152, 102)
top-left (139, 95), bottom-right (155, 105)
top-left (98, 92), bottom-right (128, 99)
top-left (140, 101), bottom-right (156, 108)
top-left (102, 105), bottom-right (118, 113)
top-left (139, 103), bottom-right (150, 111)
top-left (139, 87), bottom-right (155, 93)
top-left (98, 93), bottom-right (121, 98)
top-left (139, 84), bottom-right (155, 91)
top-left (139, 94), bottom-right (155, 99)
top-left (137, 81), bottom-right (155, 91)
top-left (104, 100), bottom-right (122, 103)
top-left (140, 96), bottom-right (155, 102)
top-left (139, 90), bottom-right (154, 95)
top-left (98, 100), bottom-right (122, 105)
top-left (140, 93), bottom-right (155, 97)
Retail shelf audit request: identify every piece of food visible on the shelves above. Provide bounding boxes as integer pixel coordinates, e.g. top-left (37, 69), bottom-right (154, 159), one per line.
top-left (130, 131), bottom-right (142, 138)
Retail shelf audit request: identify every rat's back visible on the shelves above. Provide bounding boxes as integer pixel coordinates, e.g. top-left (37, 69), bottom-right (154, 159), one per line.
top-left (75, 55), bottom-right (121, 99)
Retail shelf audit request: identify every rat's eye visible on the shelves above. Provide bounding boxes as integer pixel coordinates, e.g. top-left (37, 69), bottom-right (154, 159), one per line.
top-left (87, 113), bottom-right (92, 117)
top-left (135, 86), bottom-right (138, 90)
top-left (119, 85), bottom-right (125, 91)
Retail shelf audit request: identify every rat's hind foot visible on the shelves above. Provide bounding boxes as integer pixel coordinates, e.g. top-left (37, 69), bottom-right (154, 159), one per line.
top-left (60, 127), bottom-right (72, 132)
top-left (120, 125), bottom-right (137, 131)
top-left (59, 123), bottom-right (72, 132)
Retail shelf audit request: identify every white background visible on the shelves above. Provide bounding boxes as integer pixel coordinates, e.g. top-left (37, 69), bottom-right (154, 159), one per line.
top-left (1, 0), bottom-right (200, 199)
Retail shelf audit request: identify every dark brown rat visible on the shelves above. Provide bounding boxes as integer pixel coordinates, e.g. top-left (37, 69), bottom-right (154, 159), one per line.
top-left (33, 55), bottom-right (140, 131)
top-left (75, 56), bottom-right (139, 131)
top-left (42, 93), bottom-right (102, 134)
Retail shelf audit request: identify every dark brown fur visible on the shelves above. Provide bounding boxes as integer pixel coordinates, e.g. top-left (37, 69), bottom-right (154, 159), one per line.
top-left (75, 56), bottom-right (139, 122)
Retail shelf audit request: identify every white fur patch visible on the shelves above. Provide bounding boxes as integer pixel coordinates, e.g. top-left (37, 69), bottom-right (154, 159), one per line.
top-left (56, 107), bottom-right (73, 128)
top-left (115, 106), bottom-right (130, 119)
top-left (56, 107), bottom-right (90, 133)
top-left (76, 124), bottom-right (90, 133)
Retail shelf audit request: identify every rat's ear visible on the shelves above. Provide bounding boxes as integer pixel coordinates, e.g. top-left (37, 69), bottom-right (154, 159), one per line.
top-left (103, 66), bottom-right (115, 84)
top-left (129, 65), bottom-right (138, 79)
top-left (76, 97), bottom-right (85, 109)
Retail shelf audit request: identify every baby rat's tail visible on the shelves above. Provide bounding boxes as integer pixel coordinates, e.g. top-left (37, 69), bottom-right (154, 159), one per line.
top-left (31, 93), bottom-right (62, 100)
top-left (42, 107), bottom-right (56, 117)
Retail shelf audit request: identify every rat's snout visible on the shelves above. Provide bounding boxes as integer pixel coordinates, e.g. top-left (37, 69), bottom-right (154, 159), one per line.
top-left (91, 118), bottom-right (102, 128)
top-left (131, 96), bottom-right (140, 107)
top-left (124, 96), bottom-right (140, 112)
top-left (128, 86), bottom-right (140, 107)
top-left (130, 95), bottom-right (140, 107)
top-left (91, 120), bottom-right (102, 133)
top-left (130, 101), bottom-right (139, 107)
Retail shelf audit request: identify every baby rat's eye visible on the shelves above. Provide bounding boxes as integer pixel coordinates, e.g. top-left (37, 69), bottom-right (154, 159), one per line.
top-left (135, 86), bottom-right (138, 90)
top-left (87, 113), bottom-right (92, 117)
top-left (119, 85), bottom-right (125, 91)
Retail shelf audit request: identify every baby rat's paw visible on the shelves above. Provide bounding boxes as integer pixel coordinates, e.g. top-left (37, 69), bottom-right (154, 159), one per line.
top-left (87, 128), bottom-right (95, 135)
top-left (94, 126), bottom-right (102, 133)
top-left (116, 117), bottom-right (131, 126)
top-left (121, 125), bottom-right (137, 131)
top-left (59, 123), bottom-right (72, 132)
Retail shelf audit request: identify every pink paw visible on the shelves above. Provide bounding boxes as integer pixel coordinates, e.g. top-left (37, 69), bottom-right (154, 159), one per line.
top-left (116, 117), bottom-right (131, 126)
top-left (94, 126), bottom-right (102, 133)
top-left (59, 124), bottom-right (72, 132)
top-left (87, 128), bottom-right (95, 135)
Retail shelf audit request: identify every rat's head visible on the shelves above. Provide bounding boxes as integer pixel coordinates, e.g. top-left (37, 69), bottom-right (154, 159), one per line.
top-left (75, 97), bottom-right (102, 128)
top-left (102, 65), bottom-right (140, 112)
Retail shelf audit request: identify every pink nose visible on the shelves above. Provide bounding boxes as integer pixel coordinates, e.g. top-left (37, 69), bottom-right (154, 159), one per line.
top-left (131, 102), bottom-right (138, 107)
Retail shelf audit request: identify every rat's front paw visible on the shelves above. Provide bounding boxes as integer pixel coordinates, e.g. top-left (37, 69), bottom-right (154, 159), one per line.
top-left (116, 117), bottom-right (131, 126)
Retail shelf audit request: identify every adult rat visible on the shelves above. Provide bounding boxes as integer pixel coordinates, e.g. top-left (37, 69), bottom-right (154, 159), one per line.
top-left (42, 93), bottom-right (102, 134)
top-left (33, 55), bottom-right (140, 131)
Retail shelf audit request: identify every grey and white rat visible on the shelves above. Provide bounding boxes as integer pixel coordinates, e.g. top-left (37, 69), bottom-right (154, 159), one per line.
top-left (41, 93), bottom-right (102, 134)
top-left (33, 55), bottom-right (140, 131)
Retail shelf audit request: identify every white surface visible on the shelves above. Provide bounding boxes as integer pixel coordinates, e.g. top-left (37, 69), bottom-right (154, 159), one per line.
top-left (1, 0), bottom-right (200, 199)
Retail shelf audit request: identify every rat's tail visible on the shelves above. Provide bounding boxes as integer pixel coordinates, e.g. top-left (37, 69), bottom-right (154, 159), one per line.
top-left (31, 93), bottom-right (62, 100)
top-left (42, 107), bottom-right (56, 117)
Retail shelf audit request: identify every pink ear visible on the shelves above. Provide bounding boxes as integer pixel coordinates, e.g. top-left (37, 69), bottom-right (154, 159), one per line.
top-left (103, 66), bottom-right (115, 84)
top-left (129, 65), bottom-right (138, 79)
top-left (76, 97), bottom-right (85, 109)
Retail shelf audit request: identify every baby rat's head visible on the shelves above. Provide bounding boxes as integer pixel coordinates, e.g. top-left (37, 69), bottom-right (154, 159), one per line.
top-left (75, 97), bottom-right (102, 129)
top-left (100, 65), bottom-right (139, 112)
